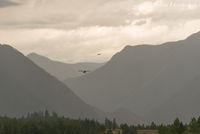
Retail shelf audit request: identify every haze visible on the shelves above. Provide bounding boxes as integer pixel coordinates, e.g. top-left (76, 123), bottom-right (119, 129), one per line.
top-left (1, 0), bottom-right (200, 63)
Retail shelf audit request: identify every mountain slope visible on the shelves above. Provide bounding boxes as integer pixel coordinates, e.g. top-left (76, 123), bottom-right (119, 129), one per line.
top-left (0, 44), bottom-right (100, 119)
top-left (108, 108), bottom-right (148, 125)
top-left (148, 76), bottom-right (200, 124)
top-left (0, 44), bottom-right (146, 125)
top-left (27, 53), bottom-right (104, 81)
top-left (64, 31), bottom-right (200, 123)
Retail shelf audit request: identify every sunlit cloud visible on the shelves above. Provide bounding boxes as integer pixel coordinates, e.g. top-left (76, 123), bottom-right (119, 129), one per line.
top-left (0, 0), bottom-right (200, 63)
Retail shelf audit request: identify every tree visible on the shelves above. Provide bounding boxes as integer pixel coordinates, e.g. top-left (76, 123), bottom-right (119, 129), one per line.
top-left (190, 117), bottom-right (200, 133)
top-left (105, 118), bottom-right (112, 129)
top-left (172, 118), bottom-right (186, 134)
top-left (112, 118), bottom-right (118, 129)
top-left (150, 122), bottom-right (157, 130)
top-left (120, 124), bottom-right (129, 134)
top-left (44, 110), bottom-right (50, 117)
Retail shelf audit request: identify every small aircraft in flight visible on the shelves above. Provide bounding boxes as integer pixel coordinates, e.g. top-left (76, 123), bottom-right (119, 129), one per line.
top-left (97, 53), bottom-right (101, 55)
top-left (79, 70), bottom-right (91, 74)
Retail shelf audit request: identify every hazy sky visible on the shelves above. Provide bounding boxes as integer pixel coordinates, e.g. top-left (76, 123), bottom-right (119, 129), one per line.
top-left (1, 0), bottom-right (200, 63)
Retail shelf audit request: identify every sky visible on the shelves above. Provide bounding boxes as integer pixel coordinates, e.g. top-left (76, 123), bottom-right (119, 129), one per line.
top-left (1, 0), bottom-right (200, 63)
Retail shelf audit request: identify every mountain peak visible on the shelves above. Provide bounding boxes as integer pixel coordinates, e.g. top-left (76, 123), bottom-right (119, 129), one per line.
top-left (27, 52), bottom-right (48, 59)
top-left (65, 30), bottom-right (200, 124)
top-left (27, 52), bottom-right (40, 57)
top-left (122, 44), bottom-right (152, 51)
top-left (123, 45), bottom-right (133, 49)
top-left (0, 44), bottom-right (14, 50)
top-left (27, 52), bottom-right (53, 64)
top-left (0, 44), bottom-right (25, 58)
top-left (0, 45), bottom-right (101, 119)
top-left (186, 31), bottom-right (200, 40)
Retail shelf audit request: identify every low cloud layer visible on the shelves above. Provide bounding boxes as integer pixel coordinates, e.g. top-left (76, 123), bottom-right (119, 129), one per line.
top-left (1, 0), bottom-right (200, 63)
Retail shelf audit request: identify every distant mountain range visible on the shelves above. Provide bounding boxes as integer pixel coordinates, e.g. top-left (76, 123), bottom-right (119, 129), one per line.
top-left (0, 44), bottom-right (100, 119)
top-left (0, 44), bottom-right (144, 125)
top-left (3, 31), bottom-right (200, 124)
top-left (27, 53), bottom-right (104, 81)
top-left (64, 31), bottom-right (200, 124)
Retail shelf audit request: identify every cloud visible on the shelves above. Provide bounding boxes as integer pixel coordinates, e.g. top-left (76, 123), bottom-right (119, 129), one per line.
top-left (1, 0), bottom-right (200, 29)
top-left (134, 20), bottom-right (147, 26)
top-left (0, 0), bottom-right (140, 29)
top-left (1, 19), bottom-right (200, 63)
top-left (0, 0), bottom-right (200, 63)
top-left (0, 0), bottom-right (19, 8)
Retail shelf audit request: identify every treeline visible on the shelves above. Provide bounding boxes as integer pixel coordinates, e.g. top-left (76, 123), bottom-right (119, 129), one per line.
top-left (0, 111), bottom-right (155, 134)
top-left (118, 117), bottom-right (200, 134)
top-left (105, 118), bottom-right (137, 134)
top-left (106, 117), bottom-right (200, 134)
top-left (1, 111), bottom-right (200, 134)
top-left (0, 111), bottom-right (105, 134)
top-left (159, 117), bottom-right (200, 134)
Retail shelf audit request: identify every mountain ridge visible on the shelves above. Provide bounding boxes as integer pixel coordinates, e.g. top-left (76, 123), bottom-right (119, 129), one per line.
top-left (27, 53), bottom-right (104, 80)
top-left (64, 31), bottom-right (200, 123)
top-left (0, 44), bottom-right (99, 119)
top-left (0, 44), bottom-right (145, 125)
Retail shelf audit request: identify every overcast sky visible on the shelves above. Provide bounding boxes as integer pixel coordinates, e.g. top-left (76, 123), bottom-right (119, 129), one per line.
top-left (1, 0), bottom-right (200, 63)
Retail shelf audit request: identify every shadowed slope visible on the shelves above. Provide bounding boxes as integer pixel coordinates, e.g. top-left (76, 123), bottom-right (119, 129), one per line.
top-left (0, 44), bottom-right (99, 119)
top-left (65, 31), bottom-right (200, 123)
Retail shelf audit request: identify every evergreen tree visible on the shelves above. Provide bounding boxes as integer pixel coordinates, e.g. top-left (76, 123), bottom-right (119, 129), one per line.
top-left (172, 118), bottom-right (186, 134)
top-left (189, 117), bottom-right (199, 133)
top-left (112, 118), bottom-right (118, 129)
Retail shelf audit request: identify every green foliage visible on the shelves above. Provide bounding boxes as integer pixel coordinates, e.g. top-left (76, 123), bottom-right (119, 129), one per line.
top-left (120, 124), bottom-right (137, 134)
top-left (0, 111), bottom-right (105, 134)
top-left (1, 111), bottom-right (200, 134)
top-left (158, 117), bottom-right (200, 134)
top-left (105, 118), bottom-right (119, 129)
top-left (172, 118), bottom-right (186, 134)
top-left (189, 118), bottom-right (199, 133)
top-left (112, 118), bottom-right (118, 129)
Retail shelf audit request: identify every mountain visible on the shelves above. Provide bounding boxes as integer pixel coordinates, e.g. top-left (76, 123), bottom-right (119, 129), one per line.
top-left (64, 31), bottom-right (200, 123)
top-left (0, 44), bottom-right (101, 119)
top-left (108, 108), bottom-right (148, 125)
top-left (148, 76), bottom-right (200, 124)
top-left (27, 53), bottom-right (104, 81)
top-left (0, 44), bottom-right (145, 125)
